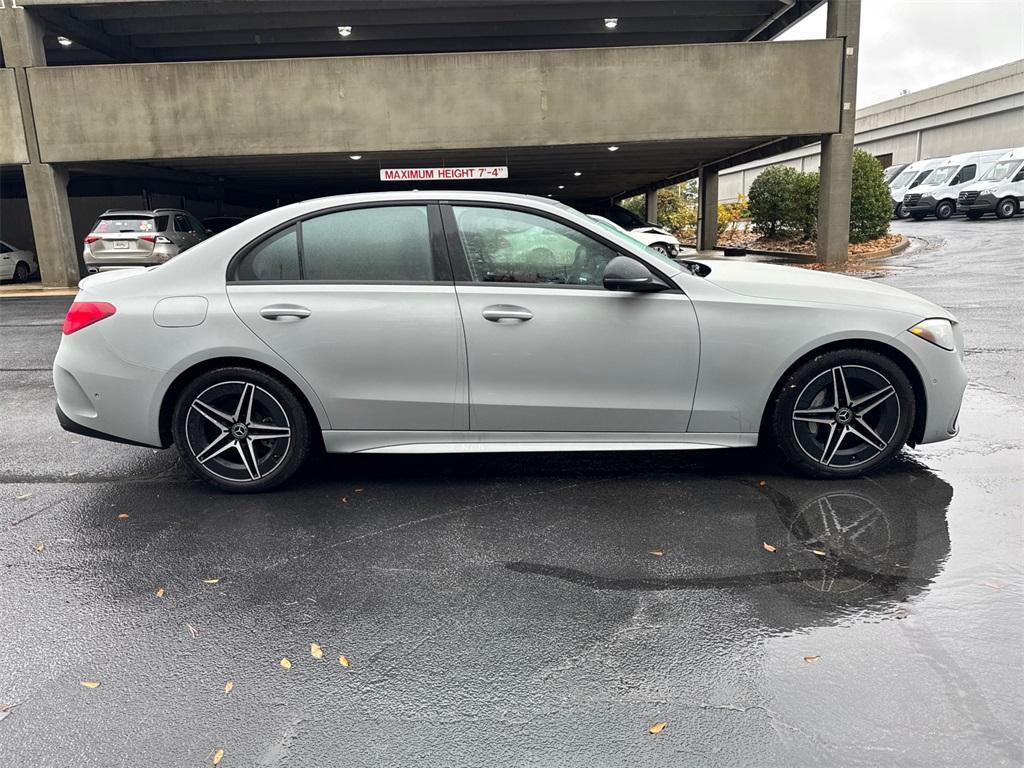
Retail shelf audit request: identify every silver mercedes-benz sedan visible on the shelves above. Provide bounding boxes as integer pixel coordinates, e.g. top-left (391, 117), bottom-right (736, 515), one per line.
top-left (53, 191), bottom-right (967, 492)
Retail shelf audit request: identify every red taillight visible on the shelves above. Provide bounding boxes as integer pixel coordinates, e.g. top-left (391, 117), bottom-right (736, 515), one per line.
top-left (84, 234), bottom-right (102, 245)
top-left (139, 234), bottom-right (155, 243)
top-left (62, 301), bottom-right (116, 335)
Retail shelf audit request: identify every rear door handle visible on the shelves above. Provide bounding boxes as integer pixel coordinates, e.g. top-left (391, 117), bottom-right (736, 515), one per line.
top-left (482, 304), bottom-right (533, 322)
top-left (259, 304), bottom-right (311, 321)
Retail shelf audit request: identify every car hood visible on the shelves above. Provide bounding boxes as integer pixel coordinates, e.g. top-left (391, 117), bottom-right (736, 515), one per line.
top-left (697, 259), bottom-right (954, 321)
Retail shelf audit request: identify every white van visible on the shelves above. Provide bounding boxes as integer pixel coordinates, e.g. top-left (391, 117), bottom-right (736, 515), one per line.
top-left (903, 149), bottom-right (1011, 220)
top-left (957, 147), bottom-right (1024, 219)
top-left (888, 157), bottom-right (947, 218)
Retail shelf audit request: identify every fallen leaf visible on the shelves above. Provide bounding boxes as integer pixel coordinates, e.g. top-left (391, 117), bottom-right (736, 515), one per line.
top-left (34, 543), bottom-right (45, 553)
top-left (203, 578), bottom-right (220, 585)
top-left (762, 542), bottom-right (777, 553)
top-left (16, 493), bottom-right (31, 500)
top-left (213, 748), bottom-right (224, 765)
top-left (647, 549), bottom-right (664, 557)
top-left (341, 497), bottom-right (348, 503)
top-left (811, 549), bottom-right (827, 557)
top-left (311, 643), bottom-right (324, 659)
top-left (758, 480), bottom-right (767, 488)
top-left (155, 587), bottom-right (166, 599)
top-left (280, 658), bottom-right (292, 669)
top-left (186, 623), bottom-right (199, 639)
top-left (80, 681), bottom-right (101, 689)
top-left (804, 655), bottom-right (820, 663)
top-left (0, 704), bottom-right (14, 722)
top-left (649, 721), bottom-right (667, 734)
top-left (354, 488), bottom-right (364, 493)
top-left (117, 513), bottom-right (129, 520)
top-left (224, 681), bottom-right (234, 694)
top-left (338, 655), bottom-right (350, 668)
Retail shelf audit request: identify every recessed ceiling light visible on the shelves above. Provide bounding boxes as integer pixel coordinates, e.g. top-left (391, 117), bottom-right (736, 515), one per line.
top-left (604, 18), bottom-right (618, 29)
top-left (607, 145), bottom-right (620, 152)
top-left (573, 171), bottom-right (582, 177)
top-left (349, 154), bottom-right (362, 160)
top-left (338, 26), bottom-right (353, 37)
top-left (57, 36), bottom-right (73, 46)
top-left (557, 185), bottom-right (565, 189)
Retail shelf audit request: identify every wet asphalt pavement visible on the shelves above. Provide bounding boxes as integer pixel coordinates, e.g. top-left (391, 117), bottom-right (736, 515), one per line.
top-left (0, 217), bottom-right (1021, 767)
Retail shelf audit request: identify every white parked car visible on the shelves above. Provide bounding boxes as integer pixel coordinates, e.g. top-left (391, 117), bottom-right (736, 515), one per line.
top-left (0, 240), bottom-right (37, 283)
top-left (54, 191), bottom-right (967, 492)
top-left (903, 149), bottom-right (1010, 220)
top-left (888, 157), bottom-right (948, 218)
top-left (957, 146), bottom-right (1024, 219)
top-left (587, 214), bottom-right (691, 258)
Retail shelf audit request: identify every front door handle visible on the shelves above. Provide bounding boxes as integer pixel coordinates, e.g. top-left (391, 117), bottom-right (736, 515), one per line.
top-left (259, 304), bottom-right (311, 321)
top-left (482, 304), bottom-right (533, 322)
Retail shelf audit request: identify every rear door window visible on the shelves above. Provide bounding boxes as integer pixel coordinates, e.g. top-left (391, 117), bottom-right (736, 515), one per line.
top-left (174, 215), bottom-right (191, 233)
top-left (235, 226), bottom-right (300, 281)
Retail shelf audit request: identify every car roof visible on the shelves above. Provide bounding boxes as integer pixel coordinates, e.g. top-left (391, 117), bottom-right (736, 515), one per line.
top-left (99, 208), bottom-right (188, 216)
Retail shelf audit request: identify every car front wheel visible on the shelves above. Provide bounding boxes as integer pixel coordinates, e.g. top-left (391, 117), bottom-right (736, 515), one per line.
top-left (772, 349), bottom-right (915, 478)
top-left (172, 366), bottom-right (312, 492)
top-left (650, 243), bottom-right (672, 257)
top-left (13, 262), bottom-right (30, 283)
top-left (934, 200), bottom-right (955, 219)
top-left (996, 197), bottom-right (1018, 219)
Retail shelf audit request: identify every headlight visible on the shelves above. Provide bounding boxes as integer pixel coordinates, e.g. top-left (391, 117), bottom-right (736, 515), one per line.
top-left (980, 187), bottom-right (996, 195)
top-left (909, 318), bottom-right (956, 351)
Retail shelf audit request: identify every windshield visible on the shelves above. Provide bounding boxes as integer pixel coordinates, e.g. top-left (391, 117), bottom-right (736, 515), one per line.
top-left (891, 169), bottom-right (918, 188)
top-left (978, 159), bottom-right (1022, 182)
top-left (924, 165), bottom-right (958, 186)
top-left (92, 216), bottom-right (157, 233)
top-left (883, 166), bottom-right (905, 184)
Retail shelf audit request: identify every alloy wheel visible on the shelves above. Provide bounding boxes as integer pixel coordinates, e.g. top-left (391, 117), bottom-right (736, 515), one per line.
top-left (184, 380), bottom-right (292, 483)
top-left (790, 365), bottom-right (901, 469)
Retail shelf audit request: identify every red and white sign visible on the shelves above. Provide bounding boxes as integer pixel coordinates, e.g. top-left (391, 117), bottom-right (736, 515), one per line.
top-left (379, 166), bottom-right (509, 182)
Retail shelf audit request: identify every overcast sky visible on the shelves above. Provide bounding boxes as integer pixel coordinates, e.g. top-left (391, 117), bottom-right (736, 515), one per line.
top-left (778, 0), bottom-right (1024, 107)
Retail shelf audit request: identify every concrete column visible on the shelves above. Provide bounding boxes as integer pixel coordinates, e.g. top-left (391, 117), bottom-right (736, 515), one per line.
top-left (697, 167), bottom-right (719, 251)
top-left (816, 0), bottom-right (861, 264)
top-left (644, 189), bottom-right (658, 224)
top-left (1, 8), bottom-right (80, 286)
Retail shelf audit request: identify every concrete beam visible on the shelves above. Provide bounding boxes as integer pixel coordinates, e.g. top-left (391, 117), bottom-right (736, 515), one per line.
top-left (0, 69), bottom-right (29, 165)
top-left (697, 167), bottom-right (719, 251)
top-left (645, 189), bottom-right (658, 224)
top-left (816, 0), bottom-right (860, 263)
top-left (27, 39), bottom-right (843, 163)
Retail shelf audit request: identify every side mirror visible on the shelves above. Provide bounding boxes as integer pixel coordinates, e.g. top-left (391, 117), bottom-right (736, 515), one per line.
top-left (603, 256), bottom-right (669, 293)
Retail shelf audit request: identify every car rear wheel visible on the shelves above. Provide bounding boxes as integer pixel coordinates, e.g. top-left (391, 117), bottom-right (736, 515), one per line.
top-left (934, 200), bottom-right (955, 220)
top-left (172, 366), bottom-right (311, 492)
top-left (893, 202), bottom-right (906, 219)
top-left (772, 349), bottom-right (915, 479)
top-left (13, 262), bottom-right (29, 283)
top-left (996, 197), bottom-right (1018, 219)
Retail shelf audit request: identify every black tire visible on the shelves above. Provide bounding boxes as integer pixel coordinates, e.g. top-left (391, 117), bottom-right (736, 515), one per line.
top-left (910, 212), bottom-right (927, 221)
top-left (965, 211), bottom-right (984, 220)
top-left (934, 200), bottom-right (954, 220)
top-left (650, 243), bottom-right (671, 257)
top-left (171, 366), bottom-right (312, 492)
top-left (893, 203), bottom-right (906, 219)
top-left (995, 197), bottom-right (1018, 219)
top-left (13, 262), bottom-right (29, 283)
top-left (771, 349), bottom-right (916, 479)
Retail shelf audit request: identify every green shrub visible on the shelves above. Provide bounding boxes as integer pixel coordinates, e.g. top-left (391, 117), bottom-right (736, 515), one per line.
top-left (849, 149), bottom-right (892, 243)
top-left (786, 171), bottom-right (819, 240)
top-left (747, 165), bottom-right (801, 236)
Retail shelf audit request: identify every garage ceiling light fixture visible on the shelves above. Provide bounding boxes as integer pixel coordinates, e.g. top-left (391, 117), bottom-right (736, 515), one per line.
top-left (607, 145), bottom-right (620, 152)
top-left (604, 18), bottom-right (618, 29)
top-left (337, 26), bottom-right (353, 37)
top-left (557, 185), bottom-right (565, 189)
top-left (573, 171), bottom-right (582, 177)
top-left (349, 154), bottom-right (362, 160)
top-left (57, 36), bottom-right (73, 46)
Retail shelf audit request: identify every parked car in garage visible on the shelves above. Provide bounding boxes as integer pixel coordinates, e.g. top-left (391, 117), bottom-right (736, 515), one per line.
top-left (54, 191), bottom-right (966, 492)
top-left (888, 157), bottom-right (948, 218)
top-left (578, 203), bottom-right (684, 257)
top-left (203, 216), bottom-right (246, 234)
top-left (903, 149), bottom-right (1010, 220)
top-left (0, 240), bottom-right (37, 283)
top-left (587, 214), bottom-right (690, 259)
top-left (957, 147), bottom-right (1024, 219)
top-left (83, 208), bottom-right (208, 273)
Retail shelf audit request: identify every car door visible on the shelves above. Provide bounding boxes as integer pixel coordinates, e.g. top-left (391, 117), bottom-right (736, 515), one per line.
top-left (442, 203), bottom-right (700, 434)
top-left (0, 242), bottom-right (13, 280)
top-left (173, 214), bottom-right (196, 251)
top-left (226, 202), bottom-right (467, 431)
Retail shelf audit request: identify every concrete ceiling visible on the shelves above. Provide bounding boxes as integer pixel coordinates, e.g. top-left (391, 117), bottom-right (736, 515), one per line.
top-left (23, 0), bottom-right (824, 65)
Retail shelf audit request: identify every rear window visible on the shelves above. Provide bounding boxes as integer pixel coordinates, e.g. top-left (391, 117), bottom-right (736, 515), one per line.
top-left (92, 216), bottom-right (157, 233)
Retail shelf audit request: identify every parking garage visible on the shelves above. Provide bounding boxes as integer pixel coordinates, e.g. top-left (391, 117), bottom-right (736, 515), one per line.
top-left (0, 0), bottom-right (860, 286)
